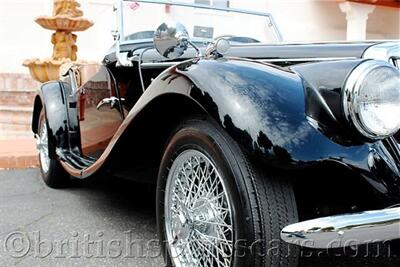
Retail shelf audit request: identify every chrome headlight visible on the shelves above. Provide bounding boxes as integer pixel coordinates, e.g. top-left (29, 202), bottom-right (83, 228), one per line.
top-left (343, 60), bottom-right (400, 139)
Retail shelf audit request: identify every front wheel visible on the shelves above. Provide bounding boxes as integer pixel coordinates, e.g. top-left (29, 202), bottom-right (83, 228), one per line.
top-left (157, 118), bottom-right (299, 267)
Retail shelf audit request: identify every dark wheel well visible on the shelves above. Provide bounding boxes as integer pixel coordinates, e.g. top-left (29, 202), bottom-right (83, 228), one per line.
top-left (108, 93), bottom-right (208, 182)
top-left (32, 95), bottom-right (43, 134)
top-left (291, 161), bottom-right (390, 221)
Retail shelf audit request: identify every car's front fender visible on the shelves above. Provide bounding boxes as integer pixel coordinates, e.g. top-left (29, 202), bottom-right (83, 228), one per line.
top-left (175, 58), bottom-right (367, 166)
top-left (171, 57), bottom-right (399, 199)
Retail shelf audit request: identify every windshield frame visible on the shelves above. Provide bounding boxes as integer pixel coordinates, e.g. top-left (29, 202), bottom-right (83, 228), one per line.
top-left (116, 0), bottom-right (284, 45)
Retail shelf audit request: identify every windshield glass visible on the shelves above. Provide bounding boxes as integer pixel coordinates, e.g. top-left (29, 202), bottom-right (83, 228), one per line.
top-left (120, 0), bottom-right (281, 45)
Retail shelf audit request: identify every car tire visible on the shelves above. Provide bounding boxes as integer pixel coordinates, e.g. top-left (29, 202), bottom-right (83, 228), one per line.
top-left (156, 117), bottom-right (299, 267)
top-left (37, 110), bottom-right (70, 188)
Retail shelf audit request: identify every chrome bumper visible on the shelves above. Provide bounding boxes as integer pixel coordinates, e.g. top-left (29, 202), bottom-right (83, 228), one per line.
top-left (281, 207), bottom-right (400, 249)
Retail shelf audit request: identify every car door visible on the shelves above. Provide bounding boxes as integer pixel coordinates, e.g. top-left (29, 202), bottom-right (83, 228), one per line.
top-left (77, 64), bottom-right (123, 159)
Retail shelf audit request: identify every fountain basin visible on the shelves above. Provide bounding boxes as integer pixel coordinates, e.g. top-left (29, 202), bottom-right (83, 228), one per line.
top-left (23, 58), bottom-right (71, 83)
top-left (35, 15), bottom-right (93, 32)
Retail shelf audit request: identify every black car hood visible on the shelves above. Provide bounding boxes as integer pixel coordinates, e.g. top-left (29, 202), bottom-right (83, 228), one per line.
top-left (291, 59), bottom-right (365, 145)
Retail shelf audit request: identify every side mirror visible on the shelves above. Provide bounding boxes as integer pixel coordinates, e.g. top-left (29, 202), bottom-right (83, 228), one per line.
top-left (153, 22), bottom-right (190, 60)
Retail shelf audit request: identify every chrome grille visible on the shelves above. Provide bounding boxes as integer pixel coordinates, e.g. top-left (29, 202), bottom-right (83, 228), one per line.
top-left (391, 57), bottom-right (399, 145)
top-left (363, 42), bottom-right (400, 64)
top-left (390, 57), bottom-right (399, 69)
top-left (363, 42), bottom-right (400, 156)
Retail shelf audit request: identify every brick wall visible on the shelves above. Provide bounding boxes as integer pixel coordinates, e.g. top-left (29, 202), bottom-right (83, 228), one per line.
top-left (0, 73), bottom-right (40, 91)
top-left (0, 73), bottom-right (39, 139)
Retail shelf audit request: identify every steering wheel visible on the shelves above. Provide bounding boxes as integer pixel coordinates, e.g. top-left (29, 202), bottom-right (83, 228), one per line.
top-left (215, 35), bottom-right (260, 44)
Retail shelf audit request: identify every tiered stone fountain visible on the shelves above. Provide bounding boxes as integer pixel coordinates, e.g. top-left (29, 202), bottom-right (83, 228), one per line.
top-left (23, 0), bottom-right (93, 82)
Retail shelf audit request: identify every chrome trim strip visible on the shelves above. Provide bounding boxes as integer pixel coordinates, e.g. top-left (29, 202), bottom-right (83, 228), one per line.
top-left (139, 57), bottom-right (358, 69)
top-left (141, 62), bottom-right (179, 68)
top-left (259, 56), bottom-right (357, 63)
top-left (281, 207), bottom-right (400, 249)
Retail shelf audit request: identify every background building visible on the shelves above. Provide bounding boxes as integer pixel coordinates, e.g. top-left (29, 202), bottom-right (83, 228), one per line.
top-left (0, 0), bottom-right (398, 74)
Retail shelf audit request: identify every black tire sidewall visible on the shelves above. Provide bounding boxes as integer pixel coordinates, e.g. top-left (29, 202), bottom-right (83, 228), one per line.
top-left (156, 118), bottom-right (256, 267)
top-left (38, 110), bottom-right (69, 188)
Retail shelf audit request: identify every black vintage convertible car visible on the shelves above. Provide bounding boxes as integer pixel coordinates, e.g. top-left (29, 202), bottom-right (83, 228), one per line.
top-left (31, 0), bottom-right (399, 266)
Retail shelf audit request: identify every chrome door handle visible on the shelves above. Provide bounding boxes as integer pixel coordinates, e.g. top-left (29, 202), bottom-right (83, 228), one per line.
top-left (96, 97), bottom-right (120, 110)
top-left (96, 97), bottom-right (125, 110)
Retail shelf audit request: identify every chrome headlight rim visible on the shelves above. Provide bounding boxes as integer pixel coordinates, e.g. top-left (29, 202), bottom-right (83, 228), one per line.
top-left (343, 60), bottom-right (399, 140)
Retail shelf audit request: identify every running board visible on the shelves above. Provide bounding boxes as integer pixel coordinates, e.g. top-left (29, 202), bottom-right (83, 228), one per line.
top-left (56, 149), bottom-right (96, 170)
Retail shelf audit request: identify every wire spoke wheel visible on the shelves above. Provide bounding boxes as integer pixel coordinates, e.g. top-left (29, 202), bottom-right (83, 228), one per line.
top-left (158, 119), bottom-right (299, 266)
top-left (164, 149), bottom-right (234, 267)
top-left (38, 122), bottom-right (50, 174)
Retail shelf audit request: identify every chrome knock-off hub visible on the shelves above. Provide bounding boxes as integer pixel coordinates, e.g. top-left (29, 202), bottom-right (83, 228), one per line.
top-left (164, 150), bottom-right (234, 267)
